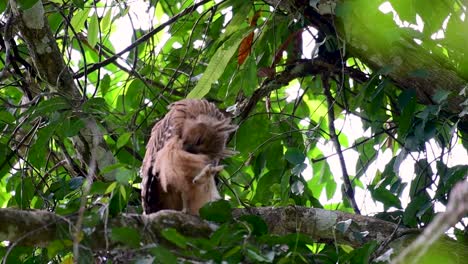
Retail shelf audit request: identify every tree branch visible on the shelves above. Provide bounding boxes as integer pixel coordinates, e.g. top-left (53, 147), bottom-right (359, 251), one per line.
top-left (0, 207), bottom-right (408, 250)
top-left (322, 74), bottom-right (361, 214)
top-left (236, 59), bottom-right (368, 121)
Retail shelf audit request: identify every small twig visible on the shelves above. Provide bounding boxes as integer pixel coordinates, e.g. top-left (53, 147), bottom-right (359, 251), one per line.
top-left (322, 74), bottom-right (361, 214)
top-left (310, 125), bottom-right (396, 163)
top-left (217, 175), bottom-right (250, 210)
top-left (372, 217), bottom-right (403, 260)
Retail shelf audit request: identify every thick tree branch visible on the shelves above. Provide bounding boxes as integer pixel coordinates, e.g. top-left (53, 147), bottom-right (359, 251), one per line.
top-left (0, 207), bottom-right (408, 250)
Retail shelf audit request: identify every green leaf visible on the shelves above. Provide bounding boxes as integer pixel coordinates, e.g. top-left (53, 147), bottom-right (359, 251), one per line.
top-left (101, 9), bottom-right (113, 33)
top-left (241, 55), bottom-right (258, 97)
top-left (435, 163), bottom-right (467, 201)
top-left (403, 195), bottom-right (430, 227)
top-left (209, 223), bottom-right (229, 246)
top-left (116, 132), bottom-right (132, 149)
top-left (48, 180), bottom-right (66, 200)
top-left (223, 245), bottom-right (242, 260)
top-left (397, 89), bottom-right (417, 138)
top-left (161, 228), bottom-right (188, 249)
top-left (72, 0), bottom-right (85, 9)
top-left (355, 138), bottom-right (377, 176)
top-left (126, 79), bottom-right (144, 108)
top-left (235, 115), bottom-right (271, 154)
top-left (61, 118), bottom-right (84, 137)
top-left (348, 241), bottom-right (378, 263)
top-left (253, 152), bottom-right (267, 176)
top-left (69, 8), bottom-right (91, 35)
top-left (100, 74), bottom-right (111, 96)
top-left (246, 245), bottom-right (274, 263)
top-left (89, 181), bottom-right (111, 195)
top-left (410, 159), bottom-right (432, 197)
top-left (88, 13), bottom-right (99, 47)
top-left (31, 97), bottom-right (70, 118)
top-left (199, 200), bottom-right (232, 223)
top-left (47, 240), bottom-right (67, 259)
top-left (253, 170), bottom-right (282, 204)
top-left (115, 168), bottom-right (132, 185)
top-left (56, 198), bottom-right (81, 215)
top-left (109, 185), bottom-right (127, 216)
top-left (187, 28), bottom-right (250, 99)
top-left (28, 123), bottom-right (58, 167)
top-left (285, 148), bottom-right (306, 165)
top-left (223, 2), bottom-right (251, 38)
top-left (110, 227), bottom-right (141, 248)
top-left (15, 178), bottom-right (34, 209)
top-left (82, 97), bottom-right (108, 114)
top-left (444, 165), bottom-right (468, 185)
top-left (238, 215), bottom-right (268, 236)
top-left (17, 0), bottom-right (39, 10)
top-left (398, 89), bottom-right (417, 109)
top-left (280, 171), bottom-right (290, 204)
top-left (325, 180), bottom-right (337, 200)
top-left (150, 246), bottom-right (178, 263)
top-left (0, 111), bottom-right (15, 124)
top-left (371, 186), bottom-right (402, 210)
top-left (0, 144), bottom-right (13, 180)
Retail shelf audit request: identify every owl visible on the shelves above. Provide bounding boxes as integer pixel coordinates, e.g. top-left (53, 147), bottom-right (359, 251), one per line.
top-left (141, 99), bottom-right (237, 215)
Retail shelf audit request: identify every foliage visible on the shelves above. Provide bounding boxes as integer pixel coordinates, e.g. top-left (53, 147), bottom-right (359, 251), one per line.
top-left (0, 0), bottom-right (467, 263)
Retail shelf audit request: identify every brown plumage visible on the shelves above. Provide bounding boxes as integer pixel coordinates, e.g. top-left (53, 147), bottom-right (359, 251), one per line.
top-left (141, 99), bottom-right (237, 215)
top-left (156, 136), bottom-right (223, 214)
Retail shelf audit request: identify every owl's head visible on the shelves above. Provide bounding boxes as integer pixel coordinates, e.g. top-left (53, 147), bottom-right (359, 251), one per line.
top-left (181, 115), bottom-right (237, 157)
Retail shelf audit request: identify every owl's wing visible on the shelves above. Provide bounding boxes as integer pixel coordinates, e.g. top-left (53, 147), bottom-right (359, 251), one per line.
top-left (141, 116), bottom-right (180, 214)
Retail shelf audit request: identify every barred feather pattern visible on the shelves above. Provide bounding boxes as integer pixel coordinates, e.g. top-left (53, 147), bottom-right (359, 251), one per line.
top-left (141, 99), bottom-right (237, 214)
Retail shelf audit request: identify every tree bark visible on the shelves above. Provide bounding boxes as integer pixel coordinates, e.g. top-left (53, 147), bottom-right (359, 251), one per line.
top-left (0, 207), bottom-right (409, 249)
